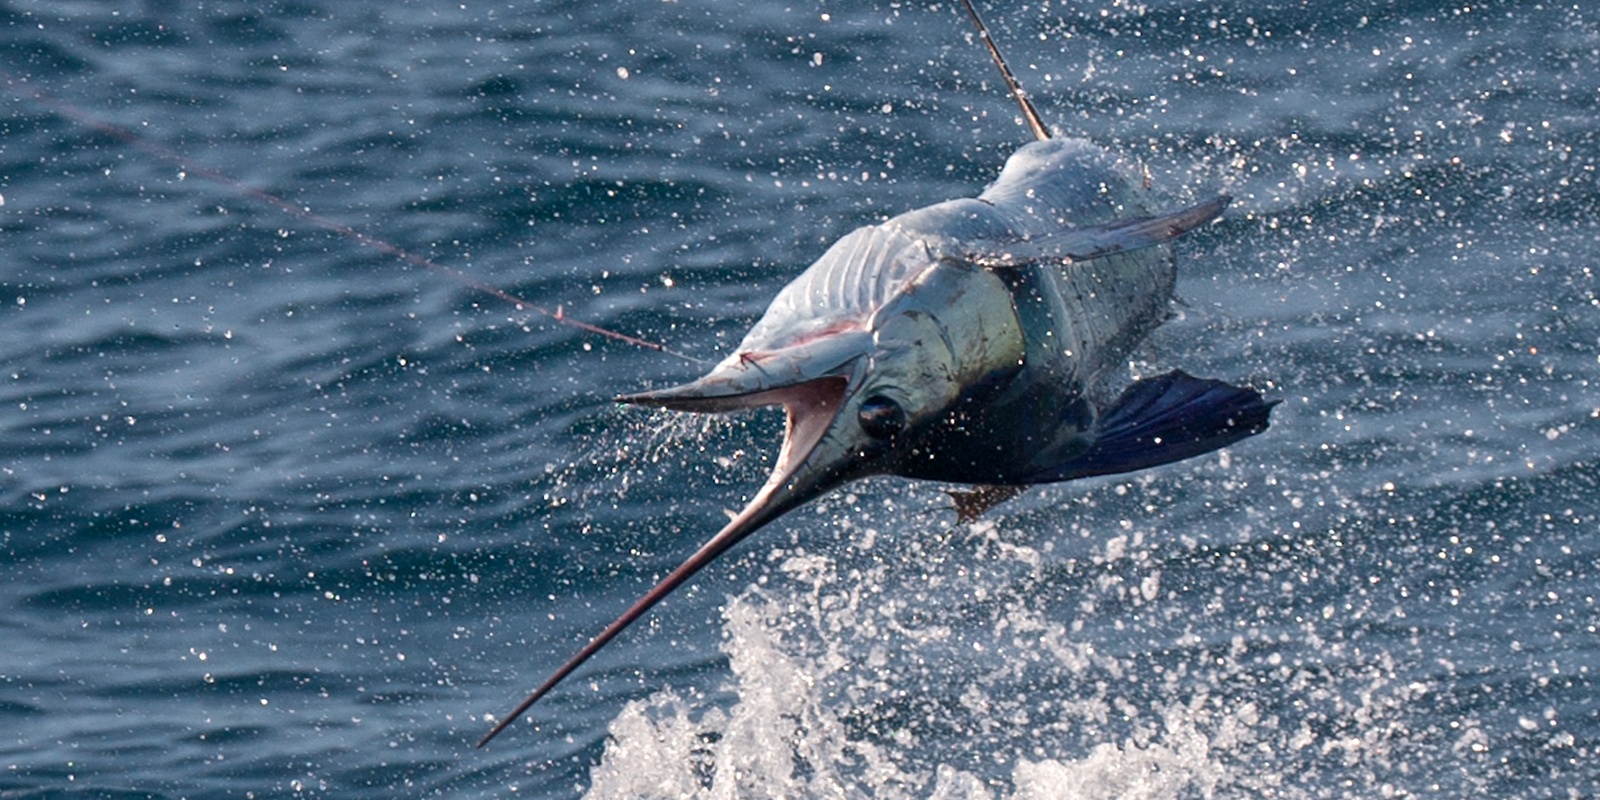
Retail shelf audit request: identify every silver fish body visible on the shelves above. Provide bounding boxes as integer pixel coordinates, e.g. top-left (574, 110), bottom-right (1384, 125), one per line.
top-left (477, 135), bottom-right (1272, 746)
top-left (629, 136), bottom-right (1244, 490)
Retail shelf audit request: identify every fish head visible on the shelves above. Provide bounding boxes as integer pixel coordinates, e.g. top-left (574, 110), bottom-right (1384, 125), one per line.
top-left (855, 259), bottom-right (1030, 431)
top-left (618, 235), bottom-right (1026, 535)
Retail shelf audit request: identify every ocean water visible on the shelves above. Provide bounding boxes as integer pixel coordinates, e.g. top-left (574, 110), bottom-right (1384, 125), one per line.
top-left (1, 0), bottom-right (1597, 797)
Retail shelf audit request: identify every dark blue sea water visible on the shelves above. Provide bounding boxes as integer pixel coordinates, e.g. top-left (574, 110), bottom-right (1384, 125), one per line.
top-left (3, 0), bottom-right (1597, 797)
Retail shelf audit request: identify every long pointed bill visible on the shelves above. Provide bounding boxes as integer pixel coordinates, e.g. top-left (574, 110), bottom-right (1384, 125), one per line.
top-left (477, 374), bottom-right (858, 747)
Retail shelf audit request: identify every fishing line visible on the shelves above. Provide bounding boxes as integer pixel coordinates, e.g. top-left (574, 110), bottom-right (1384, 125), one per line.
top-left (0, 68), bottom-right (706, 364)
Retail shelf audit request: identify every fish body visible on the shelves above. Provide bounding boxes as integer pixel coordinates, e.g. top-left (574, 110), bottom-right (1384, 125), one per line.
top-left (628, 135), bottom-right (1261, 495)
top-left (478, 10), bottom-right (1274, 747)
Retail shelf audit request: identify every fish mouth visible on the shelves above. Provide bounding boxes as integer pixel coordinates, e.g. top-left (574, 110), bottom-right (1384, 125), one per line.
top-left (620, 365), bottom-right (862, 532)
top-left (617, 321), bottom-right (880, 542)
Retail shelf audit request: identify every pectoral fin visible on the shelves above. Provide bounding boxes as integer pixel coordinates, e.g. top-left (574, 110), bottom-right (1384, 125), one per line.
top-left (965, 196), bottom-right (1230, 268)
top-left (1024, 370), bottom-right (1275, 483)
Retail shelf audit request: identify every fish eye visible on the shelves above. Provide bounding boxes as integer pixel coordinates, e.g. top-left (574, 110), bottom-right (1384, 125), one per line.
top-left (857, 395), bottom-right (907, 440)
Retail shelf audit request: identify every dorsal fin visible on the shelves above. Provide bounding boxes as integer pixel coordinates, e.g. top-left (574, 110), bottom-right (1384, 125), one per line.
top-left (959, 0), bottom-right (1050, 142)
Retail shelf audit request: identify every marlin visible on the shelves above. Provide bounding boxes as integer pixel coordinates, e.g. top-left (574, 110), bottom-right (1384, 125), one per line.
top-left (477, 0), bottom-right (1274, 746)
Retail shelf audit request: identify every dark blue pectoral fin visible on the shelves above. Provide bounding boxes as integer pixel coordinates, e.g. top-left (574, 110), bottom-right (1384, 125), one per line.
top-left (1026, 370), bottom-right (1277, 483)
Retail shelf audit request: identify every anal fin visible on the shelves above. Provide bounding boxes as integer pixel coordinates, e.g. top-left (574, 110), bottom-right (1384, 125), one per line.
top-left (1026, 370), bottom-right (1276, 483)
top-left (945, 484), bottom-right (1029, 523)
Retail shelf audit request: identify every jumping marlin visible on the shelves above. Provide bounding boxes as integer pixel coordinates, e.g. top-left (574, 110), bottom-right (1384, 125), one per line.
top-left (477, 0), bottom-right (1273, 746)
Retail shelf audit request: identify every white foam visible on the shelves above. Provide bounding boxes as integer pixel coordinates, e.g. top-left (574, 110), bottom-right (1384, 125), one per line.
top-left (584, 516), bottom-right (1279, 799)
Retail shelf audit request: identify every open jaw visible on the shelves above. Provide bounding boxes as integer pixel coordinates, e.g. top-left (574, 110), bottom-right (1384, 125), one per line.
top-left (623, 372), bottom-right (859, 532)
top-left (477, 372), bottom-right (861, 746)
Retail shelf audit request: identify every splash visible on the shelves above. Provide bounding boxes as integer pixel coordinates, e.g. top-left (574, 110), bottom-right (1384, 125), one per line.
top-left (574, 466), bottom-right (1483, 799)
top-left (540, 404), bottom-right (765, 513)
top-left (583, 508), bottom-right (1276, 799)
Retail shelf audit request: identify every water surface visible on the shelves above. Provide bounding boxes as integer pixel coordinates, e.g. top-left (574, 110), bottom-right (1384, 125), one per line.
top-left (1, 0), bottom-right (1596, 797)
